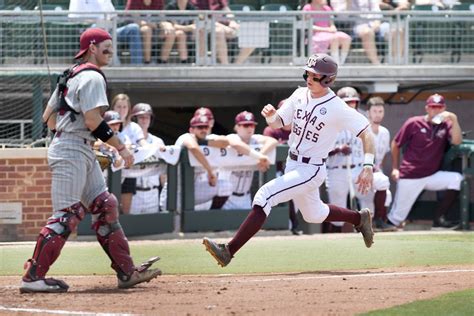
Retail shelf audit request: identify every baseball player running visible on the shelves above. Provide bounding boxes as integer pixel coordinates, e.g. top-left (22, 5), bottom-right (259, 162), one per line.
top-left (222, 111), bottom-right (278, 210)
top-left (20, 28), bottom-right (161, 293)
top-left (130, 103), bottom-right (167, 214)
top-left (203, 54), bottom-right (375, 267)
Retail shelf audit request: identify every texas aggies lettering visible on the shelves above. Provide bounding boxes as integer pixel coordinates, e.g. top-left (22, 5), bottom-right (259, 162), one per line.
top-left (203, 53), bottom-right (376, 267)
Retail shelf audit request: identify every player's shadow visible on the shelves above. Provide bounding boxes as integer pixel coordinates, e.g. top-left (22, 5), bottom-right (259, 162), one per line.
top-left (72, 286), bottom-right (158, 294)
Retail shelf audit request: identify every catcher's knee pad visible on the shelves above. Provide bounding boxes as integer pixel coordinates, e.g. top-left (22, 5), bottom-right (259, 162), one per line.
top-left (89, 191), bottom-right (119, 223)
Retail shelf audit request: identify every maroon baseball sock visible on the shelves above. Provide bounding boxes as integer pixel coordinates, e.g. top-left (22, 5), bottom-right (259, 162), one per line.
top-left (324, 204), bottom-right (361, 226)
top-left (228, 205), bottom-right (267, 256)
top-left (434, 190), bottom-right (459, 220)
top-left (374, 190), bottom-right (387, 220)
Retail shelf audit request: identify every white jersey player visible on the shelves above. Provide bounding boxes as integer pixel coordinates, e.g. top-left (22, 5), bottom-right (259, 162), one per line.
top-left (129, 103), bottom-right (167, 215)
top-left (203, 54), bottom-right (376, 268)
top-left (222, 111), bottom-right (278, 210)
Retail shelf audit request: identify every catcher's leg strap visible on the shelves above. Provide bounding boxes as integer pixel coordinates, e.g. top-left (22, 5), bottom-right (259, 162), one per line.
top-left (23, 202), bottom-right (86, 281)
top-left (90, 191), bottom-right (135, 279)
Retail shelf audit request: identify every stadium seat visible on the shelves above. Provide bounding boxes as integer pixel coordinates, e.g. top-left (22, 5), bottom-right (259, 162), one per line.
top-left (449, 3), bottom-right (474, 62)
top-left (229, 4), bottom-right (256, 11)
top-left (229, 0), bottom-right (261, 10)
top-left (260, 0), bottom-right (299, 10)
top-left (409, 4), bottom-right (450, 63)
top-left (45, 21), bottom-right (90, 59)
top-left (260, 4), bottom-right (294, 62)
top-left (2, 20), bottom-right (42, 63)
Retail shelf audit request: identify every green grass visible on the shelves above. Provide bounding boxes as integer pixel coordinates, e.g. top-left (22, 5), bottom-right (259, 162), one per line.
top-left (361, 288), bottom-right (474, 316)
top-left (1, 232), bottom-right (473, 276)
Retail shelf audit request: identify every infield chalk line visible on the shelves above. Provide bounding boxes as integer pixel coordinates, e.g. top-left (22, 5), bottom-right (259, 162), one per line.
top-left (0, 306), bottom-right (135, 316)
top-left (178, 269), bottom-right (474, 285)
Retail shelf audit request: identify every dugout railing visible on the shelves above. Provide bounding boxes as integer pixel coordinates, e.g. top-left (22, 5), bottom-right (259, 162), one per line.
top-left (77, 141), bottom-right (474, 237)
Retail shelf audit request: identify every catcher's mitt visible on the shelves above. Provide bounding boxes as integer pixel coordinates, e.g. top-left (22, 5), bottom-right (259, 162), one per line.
top-left (95, 151), bottom-right (113, 171)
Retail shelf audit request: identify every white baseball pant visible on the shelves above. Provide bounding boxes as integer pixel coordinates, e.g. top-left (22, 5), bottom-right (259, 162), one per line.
top-left (387, 171), bottom-right (463, 226)
top-left (253, 159), bottom-right (329, 224)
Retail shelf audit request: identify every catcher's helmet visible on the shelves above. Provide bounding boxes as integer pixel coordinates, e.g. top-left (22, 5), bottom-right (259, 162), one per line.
top-left (426, 94), bottom-right (446, 107)
top-left (103, 110), bottom-right (123, 124)
top-left (302, 53), bottom-right (338, 87)
top-left (132, 103), bottom-right (153, 117)
top-left (337, 87), bottom-right (360, 104)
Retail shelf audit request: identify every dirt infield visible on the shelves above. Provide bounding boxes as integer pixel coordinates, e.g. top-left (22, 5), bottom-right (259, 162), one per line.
top-left (1, 265), bottom-right (473, 315)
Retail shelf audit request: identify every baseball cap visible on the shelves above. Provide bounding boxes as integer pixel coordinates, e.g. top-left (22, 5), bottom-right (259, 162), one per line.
top-left (426, 94), bottom-right (446, 107)
top-left (190, 115), bottom-right (210, 127)
top-left (235, 111), bottom-right (257, 125)
top-left (194, 107), bottom-right (214, 120)
top-left (75, 28), bottom-right (112, 60)
top-left (103, 111), bottom-right (123, 125)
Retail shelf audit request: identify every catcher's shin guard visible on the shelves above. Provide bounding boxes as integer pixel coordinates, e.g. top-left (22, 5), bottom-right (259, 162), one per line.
top-left (23, 202), bottom-right (86, 281)
top-left (90, 191), bottom-right (135, 279)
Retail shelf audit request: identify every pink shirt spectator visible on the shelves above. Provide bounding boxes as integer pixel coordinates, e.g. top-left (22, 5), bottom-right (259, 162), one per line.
top-left (394, 116), bottom-right (452, 179)
top-left (302, 3), bottom-right (332, 28)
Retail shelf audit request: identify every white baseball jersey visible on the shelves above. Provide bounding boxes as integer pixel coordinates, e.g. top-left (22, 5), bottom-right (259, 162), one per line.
top-left (121, 121), bottom-right (145, 146)
top-left (326, 130), bottom-right (363, 169)
top-left (175, 133), bottom-right (232, 209)
top-left (277, 88), bottom-right (369, 159)
top-left (222, 134), bottom-right (263, 210)
top-left (130, 133), bottom-right (166, 215)
top-left (253, 88), bottom-right (369, 223)
top-left (370, 124), bottom-right (390, 170)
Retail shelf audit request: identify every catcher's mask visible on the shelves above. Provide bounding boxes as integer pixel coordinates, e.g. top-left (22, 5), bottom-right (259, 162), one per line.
top-left (302, 53), bottom-right (338, 87)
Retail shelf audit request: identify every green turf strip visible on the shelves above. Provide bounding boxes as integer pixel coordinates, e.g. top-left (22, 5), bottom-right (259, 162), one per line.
top-left (1, 232), bottom-right (473, 276)
top-left (360, 288), bottom-right (474, 316)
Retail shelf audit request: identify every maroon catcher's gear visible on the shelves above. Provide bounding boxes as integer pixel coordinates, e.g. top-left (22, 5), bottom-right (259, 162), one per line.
top-left (22, 202), bottom-right (86, 282)
top-left (302, 53), bottom-right (338, 87)
top-left (89, 191), bottom-right (136, 280)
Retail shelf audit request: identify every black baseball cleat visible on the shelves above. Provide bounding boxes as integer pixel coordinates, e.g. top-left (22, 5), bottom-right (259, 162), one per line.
top-left (373, 218), bottom-right (398, 232)
top-left (355, 208), bottom-right (374, 248)
top-left (432, 216), bottom-right (460, 230)
top-left (203, 237), bottom-right (232, 267)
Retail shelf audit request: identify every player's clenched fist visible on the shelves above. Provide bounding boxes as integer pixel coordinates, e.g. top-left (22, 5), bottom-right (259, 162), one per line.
top-left (118, 147), bottom-right (134, 168)
top-left (207, 171), bottom-right (217, 187)
top-left (261, 104), bottom-right (276, 118)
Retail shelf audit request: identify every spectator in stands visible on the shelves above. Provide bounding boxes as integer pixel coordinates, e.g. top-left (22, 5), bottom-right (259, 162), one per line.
top-left (387, 94), bottom-right (463, 229)
top-left (130, 103), bottom-right (167, 214)
top-left (263, 99), bottom-right (303, 235)
top-left (331, 0), bottom-right (404, 64)
top-left (222, 111), bottom-right (277, 210)
top-left (111, 94), bottom-right (148, 214)
top-left (69, 0), bottom-right (144, 64)
top-left (166, 0), bottom-right (199, 64)
top-left (126, 0), bottom-right (177, 64)
top-left (302, 0), bottom-right (352, 65)
top-left (191, 0), bottom-right (255, 64)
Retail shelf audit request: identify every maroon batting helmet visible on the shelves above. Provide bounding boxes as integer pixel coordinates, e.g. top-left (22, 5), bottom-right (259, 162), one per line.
top-left (302, 53), bottom-right (338, 87)
top-left (132, 103), bottom-right (153, 117)
top-left (103, 110), bottom-right (123, 125)
top-left (426, 94), bottom-right (446, 107)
